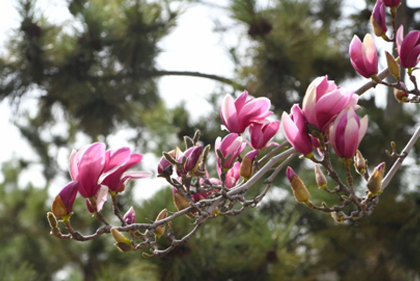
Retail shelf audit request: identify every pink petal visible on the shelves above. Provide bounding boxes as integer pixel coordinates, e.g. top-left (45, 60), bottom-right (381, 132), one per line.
top-left (221, 94), bottom-right (240, 132)
top-left (78, 142), bottom-right (106, 197)
top-left (104, 147), bottom-right (131, 173)
top-left (96, 185), bottom-right (108, 212)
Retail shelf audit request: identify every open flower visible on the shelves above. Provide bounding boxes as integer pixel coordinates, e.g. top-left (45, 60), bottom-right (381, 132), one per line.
top-left (349, 34), bottom-right (378, 78)
top-left (221, 90), bottom-right (272, 133)
top-left (302, 76), bottom-right (356, 132)
top-left (101, 147), bottom-right (152, 193)
top-left (329, 107), bottom-right (368, 159)
top-left (396, 26), bottom-right (420, 68)
top-left (69, 142), bottom-right (106, 198)
top-left (249, 120), bottom-right (280, 149)
top-left (281, 104), bottom-right (314, 155)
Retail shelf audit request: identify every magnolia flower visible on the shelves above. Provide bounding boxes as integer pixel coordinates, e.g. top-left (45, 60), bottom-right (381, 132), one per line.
top-left (101, 147), bottom-right (151, 193)
top-left (51, 181), bottom-right (78, 218)
top-left (220, 90), bottom-right (272, 133)
top-left (396, 26), bottom-right (420, 68)
top-left (123, 206), bottom-right (136, 225)
top-left (249, 120), bottom-right (280, 149)
top-left (215, 133), bottom-right (246, 173)
top-left (382, 0), bottom-right (400, 7)
top-left (225, 162), bottom-right (241, 188)
top-left (281, 104), bottom-right (314, 155)
top-left (349, 34), bottom-right (378, 78)
top-left (69, 142), bottom-right (106, 198)
top-left (329, 107), bottom-right (368, 159)
top-left (371, 0), bottom-right (387, 37)
top-left (302, 76), bottom-right (356, 132)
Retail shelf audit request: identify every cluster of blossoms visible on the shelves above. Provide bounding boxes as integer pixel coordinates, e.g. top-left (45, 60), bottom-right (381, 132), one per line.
top-left (281, 75), bottom-right (367, 159)
top-left (52, 143), bottom-right (151, 222)
top-left (157, 90), bottom-right (280, 213)
top-left (47, 0), bottom-right (420, 255)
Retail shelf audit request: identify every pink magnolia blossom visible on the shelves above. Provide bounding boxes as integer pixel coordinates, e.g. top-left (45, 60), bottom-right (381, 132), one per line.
top-left (225, 161), bottom-right (241, 188)
top-left (349, 34), bottom-right (378, 78)
top-left (281, 104), bottom-right (314, 155)
top-left (396, 26), bottom-right (420, 68)
top-left (329, 107), bottom-right (368, 159)
top-left (220, 90), bottom-right (272, 134)
top-left (178, 146), bottom-right (203, 174)
top-left (101, 147), bottom-right (151, 193)
top-left (123, 206), bottom-right (136, 225)
top-left (249, 120), bottom-right (280, 149)
top-left (51, 181), bottom-right (79, 218)
top-left (69, 142), bottom-right (106, 198)
top-left (302, 76), bottom-right (357, 132)
top-left (382, 0), bottom-right (400, 7)
top-left (215, 133), bottom-right (246, 173)
top-left (371, 0), bottom-right (387, 36)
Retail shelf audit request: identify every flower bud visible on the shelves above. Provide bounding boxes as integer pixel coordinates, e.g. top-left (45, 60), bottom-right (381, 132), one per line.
top-left (240, 150), bottom-right (259, 179)
top-left (367, 162), bottom-right (386, 194)
top-left (353, 150), bottom-right (367, 175)
top-left (47, 212), bottom-right (58, 229)
top-left (172, 188), bottom-right (190, 211)
top-left (123, 206), bottom-right (136, 225)
top-left (157, 150), bottom-right (175, 177)
top-left (370, 0), bottom-right (387, 38)
top-left (111, 228), bottom-right (132, 252)
top-left (385, 51), bottom-right (400, 80)
top-left (154, 208), bottom-right (168, 239)
top-left (314, 164), bottom-right (327, 189)
top-left (286, 167), bottom-right (310, 203)
top-left (331, 211), bottom-right (346, 223)
top-left (394, 88), bottom-right (408, 103)
top-left (51, 181), bottom-right (78, 218)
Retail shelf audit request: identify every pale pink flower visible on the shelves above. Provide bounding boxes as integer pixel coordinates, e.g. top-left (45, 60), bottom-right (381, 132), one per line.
top-left (302, 76), bottom-right (356, 132)
top-left (349, 34), bottom-right (378, 78)
top-left (249, 120), bottom-right (280, 149)
top-left (329, 107), bottom-right (368, 159)
top-left (221, 90), bottom-right (272, 133)
top-left (281, 105), bottom-right (314, 155)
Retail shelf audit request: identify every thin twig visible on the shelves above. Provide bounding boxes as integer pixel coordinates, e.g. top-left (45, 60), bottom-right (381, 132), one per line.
top-left (382, 125), bottom-right (420, 189)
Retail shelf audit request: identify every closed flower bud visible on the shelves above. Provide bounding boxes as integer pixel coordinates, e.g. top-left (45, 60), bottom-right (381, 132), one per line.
top-left (123, 206), bottom-right (136, 225)
top-left (111, 228), bottom-right (132, 252)
top-left (314, 164), bottom-right (327, 189)
top-left (51, 181), bottom-right (78, 218)
top-left (154, 209), bottom-right (168, 239)
top-left (370, 0), bottom-right (387, 38)
top-left (367, 162), bottom-right (386, 194)
top-left (240, 150), bottom-right (259, 179)
top-left (384, 51), bottom-right (400, 80)
top-left (286, 167), bottom-right (310, 203)
top-left (354, 150), bottom-right (367, 175)
top-left (394, 88), bottom-right (408, 102)
top-left (172, 188), bottom-right (190, 211)
top-left (331, 211), bottom-right (346, 223)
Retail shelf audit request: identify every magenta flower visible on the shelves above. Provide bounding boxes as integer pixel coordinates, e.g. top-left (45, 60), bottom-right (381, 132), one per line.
top-left (215, 133), bottom-right (246, 173)
top-left (371, 0), bottom-right (387, 37)
top-left (51, 181), bottom-right (79, 218)
top-left (225, 161), bottom-right (241, 188)
top-left (396, 26), bottom-right (420, 68)
top-left (69, 142), bottom-right (106, 198)
top-left (123, 206), bottom-right (136, 225)
top-left (281, 105), bottom-right (314, 155)
top-left (382, 0), bottom-right (400, 7)
top-left (329, 107), bottom-right (368, 159)
top-left (302, 76), bottom-right (356, 132)
top-left (249, 120), bottom-right (280, 149)
top-left (101, 147), bottom-right (152, 193)
top-left (349, 34), bottom-right (378, 78)
top-left (221, 90), bottom-right (272, 133)
top-left (183, 146), bottom-right (203, 173)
